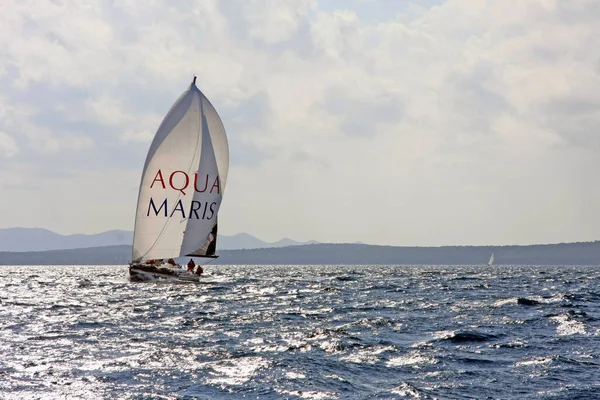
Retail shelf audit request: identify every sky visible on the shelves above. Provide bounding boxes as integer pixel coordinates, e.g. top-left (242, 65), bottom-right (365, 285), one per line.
top-left (1, 0), bottom-right (599, 246)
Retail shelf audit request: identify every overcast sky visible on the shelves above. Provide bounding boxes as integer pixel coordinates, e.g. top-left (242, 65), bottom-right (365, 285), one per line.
top-left (1, 0), bottom-right (599, 246)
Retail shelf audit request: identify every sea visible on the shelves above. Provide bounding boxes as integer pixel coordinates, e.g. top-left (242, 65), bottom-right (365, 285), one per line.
top-left (1, 264), bottom-right (600, 399)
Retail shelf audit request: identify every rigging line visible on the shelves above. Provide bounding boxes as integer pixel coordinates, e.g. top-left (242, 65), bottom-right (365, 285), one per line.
top-left (202, 256), bottom-right (219, 267)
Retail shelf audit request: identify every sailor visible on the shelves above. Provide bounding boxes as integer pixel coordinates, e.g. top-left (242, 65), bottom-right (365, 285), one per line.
top-left (167, 258), bottom-right (177, 266)
top-left (195, 265), bottom-right (203, 276)
top-left (187, 258), bottom-right (195, 272)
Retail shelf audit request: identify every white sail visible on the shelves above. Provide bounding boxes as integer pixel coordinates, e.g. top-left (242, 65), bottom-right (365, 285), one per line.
top-left (488, 252), bottom-right (494, 266)
top-left (132, 78), bottom-right (229, 262)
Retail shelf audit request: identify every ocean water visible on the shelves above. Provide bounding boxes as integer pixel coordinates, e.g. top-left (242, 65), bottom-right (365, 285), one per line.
top-left (1, 265), bottom-right (600, 399)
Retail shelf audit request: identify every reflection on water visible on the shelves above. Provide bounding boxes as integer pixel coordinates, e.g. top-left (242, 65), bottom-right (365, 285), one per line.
top-left (1, 264), bottom-right (600, 399)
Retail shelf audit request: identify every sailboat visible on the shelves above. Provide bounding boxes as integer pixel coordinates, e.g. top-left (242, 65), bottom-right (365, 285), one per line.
top-left (487, 252), bottom-right (494, 266)
top-left (129, 76), bottom-right (229, 282)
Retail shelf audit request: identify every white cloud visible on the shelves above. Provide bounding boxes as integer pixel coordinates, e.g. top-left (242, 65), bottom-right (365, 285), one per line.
top-left (0, 0), bottom-right (599, 245)
top-left (0, 131), bottom-right (18, 157)
top-left (310, 9), bottom-right (360, 59)
top-left (243, 0), bottom-right (317, 44)
top-left (85, 95), bottom-right (131, 126)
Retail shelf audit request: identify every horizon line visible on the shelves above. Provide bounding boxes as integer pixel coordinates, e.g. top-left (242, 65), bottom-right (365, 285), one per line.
top-left (0, 226), bottom-right (598, 250)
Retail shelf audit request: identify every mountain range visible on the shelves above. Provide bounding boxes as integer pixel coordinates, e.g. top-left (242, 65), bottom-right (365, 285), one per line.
top-left (0, 228), bottom-right (318, 252)
top-left (1, 241), bottom-right (600, 266)
top-left (1, 228), bottom-right (598, 266)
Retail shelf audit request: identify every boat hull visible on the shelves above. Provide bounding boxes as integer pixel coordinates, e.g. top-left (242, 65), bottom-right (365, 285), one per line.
top-left (129, 263), bottom-right (202, 283)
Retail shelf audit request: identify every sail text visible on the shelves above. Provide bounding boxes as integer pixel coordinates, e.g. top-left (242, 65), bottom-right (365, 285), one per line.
top-left (146, 197), bottom-right (218, 220)
top-left (150, 169), bottom-right (221, 196)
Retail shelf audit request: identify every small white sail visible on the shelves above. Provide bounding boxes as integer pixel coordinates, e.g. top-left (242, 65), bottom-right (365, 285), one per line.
top-left (132, 77), bottom-right (229, 262)
top-left (488, 252), bottom-right (494, 266)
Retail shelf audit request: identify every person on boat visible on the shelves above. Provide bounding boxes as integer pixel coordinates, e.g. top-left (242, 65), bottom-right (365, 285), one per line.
top-left (167, 258), bottom-right (177, 266)
top-left (187, 258), bottom-right (195, 272)
top-left (195, 265), bottom-right (203, 276)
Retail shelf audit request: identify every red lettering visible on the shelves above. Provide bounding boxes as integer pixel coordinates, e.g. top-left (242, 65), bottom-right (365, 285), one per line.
top-left (169, 170), bottom-right (190, 195)
top-left (194, 173), bottom-right (209, 193)
top-left (150, 169), bottom-right (166, 189)
top-left (210, 176), bottom-right (221, 194)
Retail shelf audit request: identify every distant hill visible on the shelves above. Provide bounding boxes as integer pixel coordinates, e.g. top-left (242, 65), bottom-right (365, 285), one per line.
top-left (0, 228), bottom-right (133, 252)
top-left (0, 245), bottom-right (132, 265)
top-left (1, 241), bottom-right (599, 266)
top-left (213, 242), bottom-right (600, 266)
top-left (218, 233), bottom-right (318, 250)
top-left (0, 228), bottom-right (317, 252)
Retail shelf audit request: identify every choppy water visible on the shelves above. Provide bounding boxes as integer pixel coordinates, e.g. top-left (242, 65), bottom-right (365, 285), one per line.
top-left (1, 265), bottom-right (600, 399)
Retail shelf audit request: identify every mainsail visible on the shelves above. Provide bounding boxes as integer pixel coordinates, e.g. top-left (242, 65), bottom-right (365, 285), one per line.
top-left (488, 252), bottom-right (494, 266)
top-left (132, 77), bottom-right (229, 262)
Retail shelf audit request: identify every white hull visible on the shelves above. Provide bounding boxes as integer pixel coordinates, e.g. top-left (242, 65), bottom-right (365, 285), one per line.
top-left (129, 264), bottom-right (201, 283)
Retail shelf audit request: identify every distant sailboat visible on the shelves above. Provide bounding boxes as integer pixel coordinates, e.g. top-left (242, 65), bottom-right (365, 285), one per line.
top-left (488, 252), bottom-right (494, 266)
top-left (129, 76), bottom-right (229, 282)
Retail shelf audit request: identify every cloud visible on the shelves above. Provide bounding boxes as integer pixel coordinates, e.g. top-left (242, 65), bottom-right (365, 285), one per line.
top-left (0, 131), bottom-right (18, 157)
top-left (1, 0), bottom-right (599, 245)
top-left (240, 0), bottom-right (317, 44)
